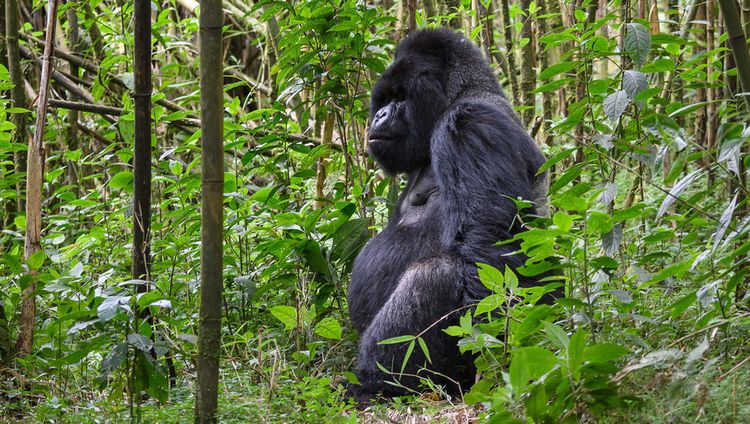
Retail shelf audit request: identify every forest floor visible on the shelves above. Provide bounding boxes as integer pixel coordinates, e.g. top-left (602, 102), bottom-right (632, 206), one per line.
top-left (4, 362), bottom-right (750, 423)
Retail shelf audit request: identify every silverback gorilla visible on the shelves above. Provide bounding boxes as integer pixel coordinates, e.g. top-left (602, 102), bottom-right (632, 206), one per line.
top-left (346, 29), bottom-right (550, 400)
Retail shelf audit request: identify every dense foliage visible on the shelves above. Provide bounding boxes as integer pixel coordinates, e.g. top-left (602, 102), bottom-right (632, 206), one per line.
top-left (1, 0), bottom-right (749, 422)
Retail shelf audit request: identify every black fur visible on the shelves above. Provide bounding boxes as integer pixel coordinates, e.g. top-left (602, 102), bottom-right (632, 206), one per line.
top-left (347, 29), bottom-right (550, 399)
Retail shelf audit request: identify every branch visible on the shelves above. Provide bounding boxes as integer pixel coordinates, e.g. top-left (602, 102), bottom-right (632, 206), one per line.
top-left (48, 99), bottom-right (123, 116)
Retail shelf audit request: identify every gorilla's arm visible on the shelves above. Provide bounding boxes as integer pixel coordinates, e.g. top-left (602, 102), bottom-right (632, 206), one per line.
top-left (431, 102), bottom-right (545, 253)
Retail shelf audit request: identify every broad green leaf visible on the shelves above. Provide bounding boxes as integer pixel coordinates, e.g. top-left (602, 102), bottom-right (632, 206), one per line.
top-left (543, 321), bottom-right (569, 350)
top-left (510, 346), bottom-right (557, 397)
top-left (300, 240), bottom-right (330, 275)
top-left (27, 250), bottom-right (46, 270)
top-left (477, 263), bottom-right (504, 292)
top-left (568, 330), bottom-right (587, 381)
top-left (537, 147), bottom-right (576, 174)
top-left (314, 317), bottom-right (342, 340)
top-left (539, 61), bottom-right (579, 80)
top-left (109, 170), bottom-right (134, 190)
top-left (475, 293), bottom-right (505, 315)
top-left (331, 218), bottom-right (368, 262)
top-left (643, 260), bottom-right (691, 287)
top-left (100, 343), bottom-right (128, 380)
top-left (270, 305), bottom-right (298, 330)
top-left (670, 291), bottom-right (697, 318)
top-left (584, 343), bottom-right (629, 363)
top-left (641, 58), bottom-right (675, 73)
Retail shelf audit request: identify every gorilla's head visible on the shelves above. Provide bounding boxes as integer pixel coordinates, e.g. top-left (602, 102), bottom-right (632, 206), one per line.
top-left (367, 29), bottom-right (502, 174)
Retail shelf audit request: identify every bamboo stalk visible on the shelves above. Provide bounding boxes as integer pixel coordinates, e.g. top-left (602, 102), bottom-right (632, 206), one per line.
top-left (132, 0), bottom-right (152, 288)
top-left (718, 0), bottom-right (750, 112)
top-left (195, 0), bottom-right (224, 420)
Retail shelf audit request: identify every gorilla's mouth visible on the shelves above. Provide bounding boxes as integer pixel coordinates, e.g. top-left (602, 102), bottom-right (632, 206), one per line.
top-left (368, 137), bottom-right (394, 147)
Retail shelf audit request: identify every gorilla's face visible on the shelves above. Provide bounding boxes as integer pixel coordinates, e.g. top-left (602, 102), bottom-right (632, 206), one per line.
top-left (367, 54), bottom-right (448, 174)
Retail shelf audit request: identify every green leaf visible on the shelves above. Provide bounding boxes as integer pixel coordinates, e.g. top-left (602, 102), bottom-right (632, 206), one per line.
top-left (543, 322), bottom-right (569, 350)
top-left (641, 58), bottom-right (675, 73)
top-left (584, 343), bottom-right (629, 363)
top-left (270, 305), bottom-right (298, 330)
top-left (331, 218), bottom-right (368, 262)
top-left (643, 260), bottom-right (691, 287)
top-left (670, 291), bottom-right (697, 318)
top-left (300, 240), bottom-right (330, 275)
top-left (475, 293), bottom-right (505, 315)
top-left (603, 90), bottom-right (630, 123)
top-left (417, 337), bottom-right (432, 364)
top-left (568, 330), bottom-right (587, 380)
top-left (537, 147), bottom-right (576, 174)
top-left (377, 334), bottom-right (415, 345)
top-left (624, 23), bottom-right (651, 68)
top-left (27, 250), bottom-right (46, 270)
top-left (109, 170), bottom-right (134, 190)
top-left (313, 317), bottom-right (342, 340)
top-left (539, 61), bottom-right (579, 80)
top-left (400, 340), bottom-right (415, 374)
top-left (477, 263), bottom-right (504, 292)
top-left (99, 343), bottom-right (128, 381)
top-left (510, 347), bottom-right (557, 398)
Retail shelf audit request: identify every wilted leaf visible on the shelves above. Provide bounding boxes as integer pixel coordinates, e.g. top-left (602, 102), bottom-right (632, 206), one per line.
top-left (624, 23), bottom-right (651, 68)
top-left (602, 223), bottom-right (623, 256)
top-left (603, 90), bottom-right (630, 123)
top-left (712, 195), bottom-right (737, 252)
top-left (657, 170), bottom-right (702, 219)
top-left (623, 70), bottom-right (648, 108)
top-left (127, 333), bottom-right (154, 352)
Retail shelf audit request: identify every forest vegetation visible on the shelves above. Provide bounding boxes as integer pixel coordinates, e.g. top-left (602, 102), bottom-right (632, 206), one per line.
top-left (1, 0), bottom-right (750, 422)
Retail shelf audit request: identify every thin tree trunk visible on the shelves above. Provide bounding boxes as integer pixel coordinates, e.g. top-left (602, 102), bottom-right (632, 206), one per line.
top-left (195, 0), bottom-right (224, 420)
top-left (6, 0), bottom-right (26, 214)
top-left (407, 0), bottom-right (416, 33)
top-left (520, 0), bottom-right (536, 126)
top-left (315, 112), bottom-right (335, 209)
top-left (706, 0), bottom-right (717, 179)
top-left (501, 0), bottom-right (520, 102)
top-left (694, 5), bottom-right (708, 154)
top-left (537, 0), bottom-right (553, 144)
top-left (17, 0), bottom-right (58, 357)
top-left (65, 0), bottom-right (80, 192)
top-left (82, 0), bottom-right (103, 59)
top-left (718, 0), bottom-right (750, 112)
